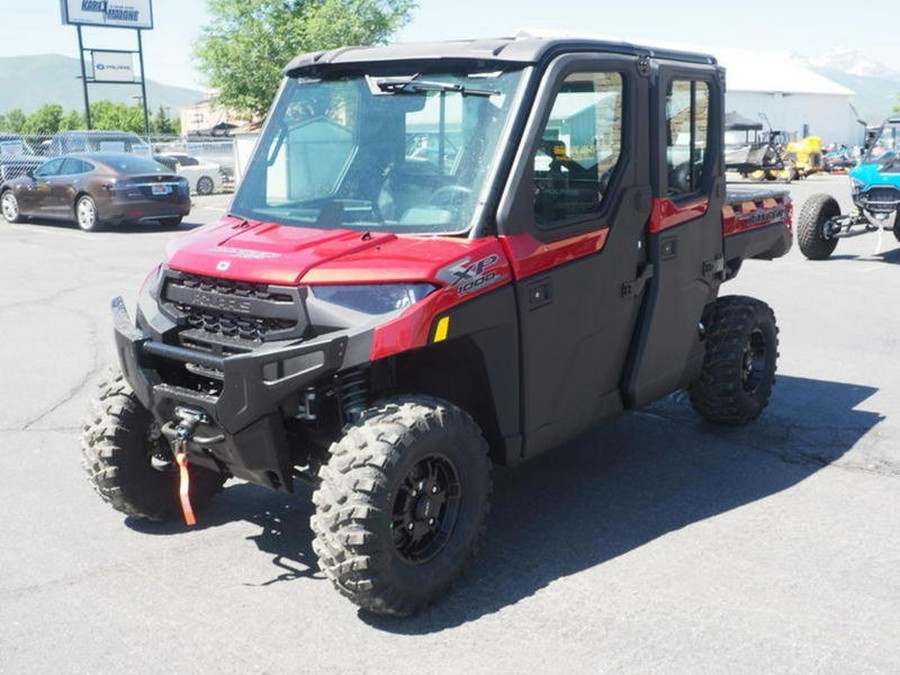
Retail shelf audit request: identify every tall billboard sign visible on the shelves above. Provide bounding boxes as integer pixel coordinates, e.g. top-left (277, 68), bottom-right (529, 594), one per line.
top-left (61, 0), bottom-right (154, 133)
top-left (60, 1), bottom-right (154, 30)
top-left (91, 50), bottom-right (136, 82)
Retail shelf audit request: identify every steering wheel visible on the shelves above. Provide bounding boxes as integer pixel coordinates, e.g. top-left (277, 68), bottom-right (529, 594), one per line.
top-left (430, 185), bottom-right (472, 212)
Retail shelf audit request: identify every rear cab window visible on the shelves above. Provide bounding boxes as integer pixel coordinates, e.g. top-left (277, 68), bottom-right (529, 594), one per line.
top-left (665, 79), bottom-right (711, 197)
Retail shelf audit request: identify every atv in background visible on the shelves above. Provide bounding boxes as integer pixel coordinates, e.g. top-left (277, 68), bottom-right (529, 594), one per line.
top-left (725, 112), bottom-right (793, 181)
top-left (783, 135), bottom-right (824, 180)
top-left (798, 115), bottom-right (900, 259)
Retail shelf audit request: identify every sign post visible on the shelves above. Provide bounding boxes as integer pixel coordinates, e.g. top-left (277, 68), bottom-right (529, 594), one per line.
top-left (60, 1), bottom-right (154, 135)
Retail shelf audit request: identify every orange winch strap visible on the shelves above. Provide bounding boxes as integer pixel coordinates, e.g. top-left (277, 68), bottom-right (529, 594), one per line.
top-left (174, 451), bottom-right (197, 526)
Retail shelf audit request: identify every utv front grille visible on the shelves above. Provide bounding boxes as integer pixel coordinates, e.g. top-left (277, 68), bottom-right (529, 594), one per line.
top-left (160, 271), bottom-right (309, 347)
top-left (858, 186), bottom-right (900, 213)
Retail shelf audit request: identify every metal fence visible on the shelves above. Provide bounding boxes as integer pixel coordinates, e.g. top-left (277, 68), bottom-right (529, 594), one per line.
top-left (0, 132), bottom-right (237, 195)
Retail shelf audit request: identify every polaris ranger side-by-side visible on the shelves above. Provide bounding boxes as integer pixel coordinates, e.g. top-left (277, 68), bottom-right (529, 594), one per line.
top-left (82, 37), bottom-right (792, 616)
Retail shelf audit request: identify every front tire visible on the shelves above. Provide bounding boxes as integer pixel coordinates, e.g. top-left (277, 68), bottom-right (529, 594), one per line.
top-left (798, 193), bottom-right (840, 259)
top-left (81, 371), bottom-right (226, 521)
top-left (689, 296), bottom-right (779, 425)
top-left (1, 190), bottom-right (22, 223)
top-left (75, 194), bottom-right (101, 232)
top-left (311, 396), bottom-right (491, 616)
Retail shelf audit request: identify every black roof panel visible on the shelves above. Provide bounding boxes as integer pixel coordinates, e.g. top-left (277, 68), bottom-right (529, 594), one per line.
top-left (284, 36), bottom-right (717, 75)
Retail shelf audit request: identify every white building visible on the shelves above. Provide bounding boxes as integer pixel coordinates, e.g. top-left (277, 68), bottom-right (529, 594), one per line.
top-left (716, 48), bottom-right (862, 146)
top-left (519, 32), bottom-right (863, 146)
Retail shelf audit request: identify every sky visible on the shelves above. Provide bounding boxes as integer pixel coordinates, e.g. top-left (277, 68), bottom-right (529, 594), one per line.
top-left (1, 0), bottom-right (899, 92)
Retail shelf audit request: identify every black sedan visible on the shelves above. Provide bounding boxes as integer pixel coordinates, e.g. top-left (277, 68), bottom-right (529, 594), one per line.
top-left (0, 152), bottom-right (191, 231)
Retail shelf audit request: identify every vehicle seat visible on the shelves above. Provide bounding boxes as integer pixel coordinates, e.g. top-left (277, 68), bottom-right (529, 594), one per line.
top-left (377, 158), bottom-right (444, 222)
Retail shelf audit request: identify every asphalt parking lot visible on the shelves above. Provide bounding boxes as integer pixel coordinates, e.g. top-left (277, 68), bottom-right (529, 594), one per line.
top-left (1, 176), bottom-right (898, 674)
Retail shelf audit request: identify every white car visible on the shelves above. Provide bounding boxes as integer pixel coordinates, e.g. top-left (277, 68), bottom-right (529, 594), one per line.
top-left (155, 153), bottom-right (223, 195)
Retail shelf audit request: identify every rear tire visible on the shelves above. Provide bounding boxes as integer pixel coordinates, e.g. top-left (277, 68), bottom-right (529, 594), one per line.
top-left (689, 296), bottom-right (779, 425)
top-left (75, 194), bottom-right (101, 232)
top-left (1, 190), bottom-right (22, 223)
top-left (798, 193), bottom-right (840, 259)
top-left (196, 176), bottom-right (214, 195)
top-left (81, 371), bottom-right (226, 521)
top-left (893, 225), bottom-right (900, 243)
top-left (311, 396), bottom-right (491, 616)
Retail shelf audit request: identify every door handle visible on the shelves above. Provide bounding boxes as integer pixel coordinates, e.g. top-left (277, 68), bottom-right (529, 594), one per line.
top-left (526, 277), bottom-right (553, 310)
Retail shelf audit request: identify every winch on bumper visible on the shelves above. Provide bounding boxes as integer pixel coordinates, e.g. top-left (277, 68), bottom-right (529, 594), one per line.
top-left (111, 295), bottom-right (372, 492)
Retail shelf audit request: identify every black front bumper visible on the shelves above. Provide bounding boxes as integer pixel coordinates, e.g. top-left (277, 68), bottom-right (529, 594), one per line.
top-left (112, 296), bottom-right (367, 491)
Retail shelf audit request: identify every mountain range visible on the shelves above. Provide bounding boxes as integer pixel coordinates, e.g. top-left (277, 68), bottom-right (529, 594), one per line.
top-left (1, 49), bottom-right (898, 126)
top-left (0, 54), bottom-right (202, 115)
top-left (800, 49), bottom-right (898, 124)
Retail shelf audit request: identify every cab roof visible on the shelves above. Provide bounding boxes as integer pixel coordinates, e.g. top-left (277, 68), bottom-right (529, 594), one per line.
top-left (284, 35), bottom-right (717, 76)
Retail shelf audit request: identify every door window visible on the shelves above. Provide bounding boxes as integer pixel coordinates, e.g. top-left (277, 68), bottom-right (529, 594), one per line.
top-left (665, 80), bottom-right (710, 196)
top-left (34, 158), bottom-right (64, 178)
top-left (533, 71), bottom-right (624, 226)
top-left (61, 158), bottom-right (90, 175)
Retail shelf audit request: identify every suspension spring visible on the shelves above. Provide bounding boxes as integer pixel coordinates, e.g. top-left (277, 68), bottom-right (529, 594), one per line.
top-left (338, 368), bottom-right (369, 425)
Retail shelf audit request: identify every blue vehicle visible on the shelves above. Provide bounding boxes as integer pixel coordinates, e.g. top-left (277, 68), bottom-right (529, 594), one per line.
top-left (798, 115), bottom-right (900, 259)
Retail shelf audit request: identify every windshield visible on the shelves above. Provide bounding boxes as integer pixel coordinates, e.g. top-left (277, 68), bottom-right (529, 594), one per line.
top-left (864, 123), bottom-right (900, 164)
top-left (0, 136), bottom-right (36, 156)
top-left (98, 154), bottom-right (175, 174)
top-left (231, 68), bottom-right (524, 234)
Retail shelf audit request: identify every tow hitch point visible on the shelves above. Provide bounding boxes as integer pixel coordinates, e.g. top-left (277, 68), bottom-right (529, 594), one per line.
top-left (172, 408), bottom-right (207, 526)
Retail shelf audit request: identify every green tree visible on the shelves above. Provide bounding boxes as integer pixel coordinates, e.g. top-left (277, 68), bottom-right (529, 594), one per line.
top-left (151, 105), bottom-right (179, 136)
top-left (60, 110), bottom-right (86, 130)
top-left (0, 109), bottom-right (27, 133)
top-left (195, 0), bottom-right (415, 119)
top-left (21, 104), bottom-right (64, 135)
top-left (90, 101), bottom-right (146, 134)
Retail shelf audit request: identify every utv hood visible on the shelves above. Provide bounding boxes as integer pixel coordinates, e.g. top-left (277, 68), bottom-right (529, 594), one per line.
top-left (165, 216), bottom-right (497, 286)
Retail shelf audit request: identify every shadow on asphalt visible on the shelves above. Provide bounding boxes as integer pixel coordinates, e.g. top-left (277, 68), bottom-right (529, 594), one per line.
top-left (827, 246), bottom-right (900, 263)
top-left (12, 215), bottom-right (205, 234)
top-left (126, 481), bottom-right (320, 585)
top-left (127, 374), bottom-right (881, 631)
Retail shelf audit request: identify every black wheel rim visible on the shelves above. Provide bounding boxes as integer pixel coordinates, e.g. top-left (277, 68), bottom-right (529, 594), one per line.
top-left (742, 328), bottom-right (767, 393)
top-left (390, 454), bottom-right (461, 564)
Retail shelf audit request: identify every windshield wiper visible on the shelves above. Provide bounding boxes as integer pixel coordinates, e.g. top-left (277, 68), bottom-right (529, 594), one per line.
top-left (375, 78), bottom-right (498, 97)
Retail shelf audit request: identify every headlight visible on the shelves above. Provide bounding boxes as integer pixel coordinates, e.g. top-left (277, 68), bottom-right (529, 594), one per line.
top-left (310, 283), bottom-right (436, 315)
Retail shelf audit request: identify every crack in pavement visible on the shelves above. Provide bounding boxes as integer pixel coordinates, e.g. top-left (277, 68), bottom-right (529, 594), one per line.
top-left (632, 405), bottom-right (900, 478)
top-left (19, 310), bottom-right (106, 432)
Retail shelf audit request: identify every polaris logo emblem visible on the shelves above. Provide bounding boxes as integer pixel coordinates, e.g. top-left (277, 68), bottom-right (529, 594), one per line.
top-left (210, 246), bottom-right (281, 260)
top-left (189, 289), bottom-right (253, 314)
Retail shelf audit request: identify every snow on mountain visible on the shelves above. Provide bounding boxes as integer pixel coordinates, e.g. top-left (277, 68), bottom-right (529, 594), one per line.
top-left (806, 49), bottom-right (899, 78)
top-left (798, 50), bottom-right (900, 121)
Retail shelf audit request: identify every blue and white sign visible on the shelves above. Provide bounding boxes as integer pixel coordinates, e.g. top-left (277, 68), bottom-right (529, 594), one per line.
top-left (91, 50), bottom-right (135, 82)
top-left (61, 0), bottom-right (154, 30)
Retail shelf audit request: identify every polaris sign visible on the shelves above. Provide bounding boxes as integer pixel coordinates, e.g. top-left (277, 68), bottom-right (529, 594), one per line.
top-left (60, 0), bottom-right (154, 30)
top-left (91, 50), bottom-right (135, 82)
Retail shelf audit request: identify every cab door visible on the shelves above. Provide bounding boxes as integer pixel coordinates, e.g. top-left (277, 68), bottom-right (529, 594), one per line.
top-left (46, 158), bottom-right (84, 216)
top-left (496, 53), bottom-right (652, 460)
top-left (26, 158), bottom-right (65, 216)
top-left (623, 63), bottom-right (726, 407)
